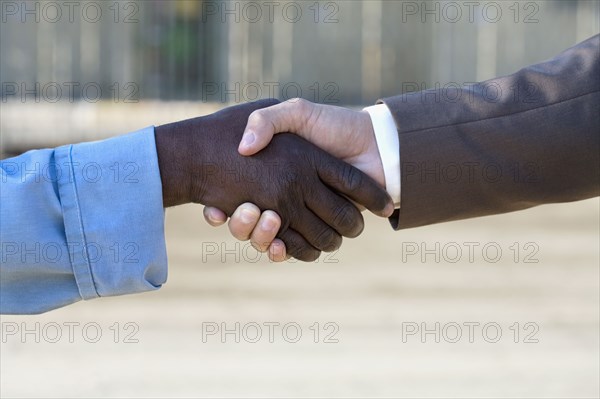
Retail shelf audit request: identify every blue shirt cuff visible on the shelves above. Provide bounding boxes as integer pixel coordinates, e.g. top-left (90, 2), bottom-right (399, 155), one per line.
top-left (54, 127), bottom-right (168, 300)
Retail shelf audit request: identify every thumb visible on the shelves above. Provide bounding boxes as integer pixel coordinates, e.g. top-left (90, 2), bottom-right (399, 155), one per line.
top-left (238, 98), bottom-right (312, 156)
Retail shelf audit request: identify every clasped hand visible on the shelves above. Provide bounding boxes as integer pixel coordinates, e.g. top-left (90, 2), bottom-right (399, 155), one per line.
top-left (156, 99), bottom-right (392, 262)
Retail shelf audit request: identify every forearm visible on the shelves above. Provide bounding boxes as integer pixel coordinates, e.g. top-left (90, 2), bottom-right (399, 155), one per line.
top-left (381, 35), bottom-right (600, 229)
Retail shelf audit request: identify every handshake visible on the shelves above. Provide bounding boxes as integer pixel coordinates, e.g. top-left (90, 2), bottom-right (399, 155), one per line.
top-left (155, 98), bottom-right (394, 262)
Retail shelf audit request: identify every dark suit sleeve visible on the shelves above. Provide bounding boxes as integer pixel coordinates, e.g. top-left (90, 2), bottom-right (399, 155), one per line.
top-left (380, 34), bottom-right (600, 230)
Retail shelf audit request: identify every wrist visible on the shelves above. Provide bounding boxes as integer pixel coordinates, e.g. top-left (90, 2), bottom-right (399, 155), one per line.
top-left (154, 122), bottom-right (193, 207)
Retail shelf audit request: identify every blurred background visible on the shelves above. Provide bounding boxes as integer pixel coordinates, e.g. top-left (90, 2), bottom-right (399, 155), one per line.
top-left (2, 0), bottom-right (599, 152)
top-left (1, 1), bottom-right (599, 398)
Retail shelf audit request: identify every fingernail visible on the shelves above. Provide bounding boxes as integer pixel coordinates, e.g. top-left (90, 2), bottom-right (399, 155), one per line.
top-left (239, 131), bottom-right (255, 149)
top-left (207, 213), bottom-right (218, 224)
top-left (262, 216), bottom-right (278, 231)
top-left (269, 241), bottom-right (286, 260)
top-left (239, 208), bottom-right (257, 224)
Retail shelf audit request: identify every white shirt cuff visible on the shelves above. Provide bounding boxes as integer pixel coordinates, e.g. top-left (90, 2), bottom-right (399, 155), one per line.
top-left (363, 104), bottom-right (401, 208)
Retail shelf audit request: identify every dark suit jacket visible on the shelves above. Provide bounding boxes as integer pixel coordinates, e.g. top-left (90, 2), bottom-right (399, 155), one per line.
top-left (381, 34), bottom-right (599, 230)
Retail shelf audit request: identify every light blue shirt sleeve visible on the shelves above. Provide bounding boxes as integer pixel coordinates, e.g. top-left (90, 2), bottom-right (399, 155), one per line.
top-left (0, 127), bottom-right (168, 314)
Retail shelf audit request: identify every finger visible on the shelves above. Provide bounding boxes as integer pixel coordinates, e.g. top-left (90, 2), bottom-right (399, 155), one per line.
top-left (317, 156), bottom-right (395, 218)
top-left (203, 206), bottom-right (228, 227)
top-left (250, 210), bottom-right (281, 252)
top-left (292, 209), bottom-right (343, 253)
top-left (238, 98), bottom-right (314, 156)
top-left (277, 228), bottom-right (321, 262)
top-left (227, 203), bottom-right (261, 241)
top-left (268, 239), bottom-right (289, 262)
top-left (307, 187), bottom-right (364, 238)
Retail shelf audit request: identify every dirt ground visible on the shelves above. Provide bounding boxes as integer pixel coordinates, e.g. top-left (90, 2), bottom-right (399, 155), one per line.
top-left (1, 198), bottom-right (598, 398)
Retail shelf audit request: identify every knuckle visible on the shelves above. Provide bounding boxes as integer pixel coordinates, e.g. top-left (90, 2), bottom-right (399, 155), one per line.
top-left (228, 220), bottom-right (252, 241)
top-left (248, 110), bottom-right (266, 127)
top-left (263, 210), bottom-right (281, 224)
top-left (242, 202), bottom-right (261, 214)
top-left (295, 98), bottom-right (320, 132)
top-left (231, 229), bottom-right (250, 241)
top-left (288, 97), bottom-right (305, 109)
top-left (293, 97), bottom-right (308, 111)
top-left (251, 231), bottom-right (276, 253)
top-left (332, 203), bottom-right (362, 236)
top-left (251, 240), bottom-right (269, 253)
top-left (280, 232), bottom-right (320, 262)
top-left (343, 166), bottom-right (363, 193)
